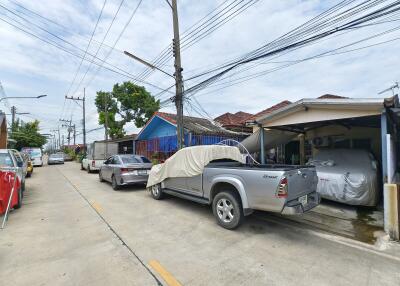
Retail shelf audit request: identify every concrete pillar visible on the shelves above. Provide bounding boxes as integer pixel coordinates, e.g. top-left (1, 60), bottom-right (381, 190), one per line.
top-left (384, 184), bottom-right (400, 241)
top-left (259, 127), bottom-right (265, 164)
top-left (299, 134), bottom-right (305, 165)
top-left (381, 111), bottom-right (388, 183)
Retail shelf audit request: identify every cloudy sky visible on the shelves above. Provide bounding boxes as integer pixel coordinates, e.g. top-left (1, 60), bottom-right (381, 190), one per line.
top-left (0, 0), bottom-right (399, 145)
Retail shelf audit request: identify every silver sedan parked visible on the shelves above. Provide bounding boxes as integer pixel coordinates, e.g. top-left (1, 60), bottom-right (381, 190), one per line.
top-left (48, 153), bottom-right (65, 165)
top-left (99, 154), bottom-right (152, 190)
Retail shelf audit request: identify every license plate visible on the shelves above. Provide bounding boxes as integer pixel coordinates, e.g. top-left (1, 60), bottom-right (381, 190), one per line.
top-left (298, 195), bottom-right (308, 205)
top-left (138, 170), bottom-right (147, 175)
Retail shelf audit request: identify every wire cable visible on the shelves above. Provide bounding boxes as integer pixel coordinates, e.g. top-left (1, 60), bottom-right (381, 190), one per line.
top-left (65, 0), bottom-right (107, 97)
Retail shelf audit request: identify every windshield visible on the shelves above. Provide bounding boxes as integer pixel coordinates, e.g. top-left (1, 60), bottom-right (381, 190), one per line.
top-left (50, 154), bottom-right (63, 159)
top-left (22, 148), bottom-right (42, 158)
top-left (140, 156), bottom-right (151, 163)
top-left (120, 155), bottom-right (150, 164)
top-left (0, 153), bottom-right (14, 167)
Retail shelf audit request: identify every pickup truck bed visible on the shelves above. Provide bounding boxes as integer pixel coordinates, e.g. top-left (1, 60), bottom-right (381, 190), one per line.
top-left (150, 161), bottom-right (320, 229)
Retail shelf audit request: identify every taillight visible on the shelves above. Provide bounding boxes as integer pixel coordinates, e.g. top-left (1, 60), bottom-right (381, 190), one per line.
top-left (120, 168), bottom-right (134, 173)
top-left (276, 177), bottom-right (288, 198)
top-left (92, 160), bottom-right (95, 167)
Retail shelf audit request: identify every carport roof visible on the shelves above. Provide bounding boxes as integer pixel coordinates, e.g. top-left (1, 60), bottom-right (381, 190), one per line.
top-left (256, 98), bottom-right (385, 127)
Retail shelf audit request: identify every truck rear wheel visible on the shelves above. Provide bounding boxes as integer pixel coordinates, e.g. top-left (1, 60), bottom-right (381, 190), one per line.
top-left (212, 191), bottom-right (243, 230)
top-left (111, 175), bottom-right (119, 190)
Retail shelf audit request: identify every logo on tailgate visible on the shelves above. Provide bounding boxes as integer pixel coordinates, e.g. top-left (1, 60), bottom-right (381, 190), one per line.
top-left (263, 174), bottom-right (278, 179)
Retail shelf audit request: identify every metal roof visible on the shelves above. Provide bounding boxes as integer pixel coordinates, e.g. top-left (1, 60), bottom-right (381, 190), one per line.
top-left (256, 98), bottom-right (385, 123)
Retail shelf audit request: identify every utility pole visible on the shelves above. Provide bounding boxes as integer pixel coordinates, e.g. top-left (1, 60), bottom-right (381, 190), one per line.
top-left (57, 127), bottom-right (61, 149)
top-left (122, 1), bottom-right (184, 149)
top-left (172, 0), bottom-right (185, 149)
top-left (104, 93), bottom-right (109, 158)
top-left (65, 92), bottom-right (86, 149)
top-left (73, 124), bottom-right (76, 145)
top-left (51, 128), bottom-right (61, 150)
top-left (83, 88), bottom-right (86, 150)
top-left (59, 119), bottom-right (72, 146)
top-left (11, 106), bottom-right (16, 131)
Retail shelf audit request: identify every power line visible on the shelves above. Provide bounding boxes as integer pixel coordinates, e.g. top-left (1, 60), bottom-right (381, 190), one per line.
top-left (0, 15), bottom-right (173, 93)
top-left (189, 25), bottom-right (400, 99)
top-left (135, 0), bottom-right (259, 82)
top-left (65, 0), bottom-right (107, 97)
top-left (184, 1), bottom-right (400, 97)
top-left (70, 0), bottom-right (126, 97)
top-left (5, 0), bottom-right (123, 53)
top-left (78, 0), bottom-right (144, 94)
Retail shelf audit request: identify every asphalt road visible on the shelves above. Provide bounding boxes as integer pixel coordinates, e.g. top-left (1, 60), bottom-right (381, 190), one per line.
top-left (1, 162), bottom-right (400, 286)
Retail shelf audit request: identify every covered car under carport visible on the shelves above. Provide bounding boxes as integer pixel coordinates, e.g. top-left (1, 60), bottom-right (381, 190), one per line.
top-left (244, 96), bottom-right (400, 241)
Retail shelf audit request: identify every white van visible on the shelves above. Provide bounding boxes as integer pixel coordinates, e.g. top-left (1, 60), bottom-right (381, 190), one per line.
top-left (21, 147), bottom-right (43, 166)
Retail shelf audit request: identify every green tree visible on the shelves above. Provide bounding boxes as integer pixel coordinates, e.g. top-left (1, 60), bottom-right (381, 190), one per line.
top-left (10, 119), bottom-right (47, 150)
top-left (95, 91), bottom-right (125, 138)
top-left (95, 82), bottom-right (160, 139)
top-left (112, 82), bottom-right (160, 128)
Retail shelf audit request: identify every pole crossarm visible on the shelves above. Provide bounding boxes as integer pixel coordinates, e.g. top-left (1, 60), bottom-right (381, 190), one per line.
top-left (65, 91), bottom-right (86, 149)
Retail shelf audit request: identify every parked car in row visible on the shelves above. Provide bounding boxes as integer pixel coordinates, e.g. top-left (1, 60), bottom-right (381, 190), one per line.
top-left (21, 147), bottom-right (43, 167)
top-left (147, 145), bottom-right (320, 229)
top-left (82, 141), bottom-right (118, 173)
top-left (99, 154), bottom-right (152, 190)
top-left (307, 148), bottom-right (379, 206)
top-left (0, 149), bottom-right (26, 202)
top-left (63, 153), bottom-right (73, 162)
top-left (48, 153), bottom-right (65, 165)
top-left (20, 152), bottom-right (33, 177)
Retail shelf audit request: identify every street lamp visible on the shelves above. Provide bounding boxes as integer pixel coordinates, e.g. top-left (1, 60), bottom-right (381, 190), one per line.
top-left (0, 94), bottom-right (47, 102)
top-left (124, 51), bottom-right (174, 78)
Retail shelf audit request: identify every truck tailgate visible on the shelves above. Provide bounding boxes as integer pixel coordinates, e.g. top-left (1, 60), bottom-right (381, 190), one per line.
top-left (286, 167), bottom-right (318, 200)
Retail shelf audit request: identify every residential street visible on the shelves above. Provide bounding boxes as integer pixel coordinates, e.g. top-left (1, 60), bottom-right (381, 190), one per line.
top-left (1, 162), bottom-right (400, 286)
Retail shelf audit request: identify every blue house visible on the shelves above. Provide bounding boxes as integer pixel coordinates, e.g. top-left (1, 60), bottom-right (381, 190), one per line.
top-left (135, 112), bottom-right (247, 161)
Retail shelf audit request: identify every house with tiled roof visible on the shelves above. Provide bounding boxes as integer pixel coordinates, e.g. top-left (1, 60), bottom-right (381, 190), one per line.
top-left (135, 112), bottom-right (247, 161)
top-left (247, 100), bottom-right (292, 122)
top-left (214, 111), bottom-right (253, 133)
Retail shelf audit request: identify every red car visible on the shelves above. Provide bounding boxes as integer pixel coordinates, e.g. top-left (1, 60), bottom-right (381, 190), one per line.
top-left (0, 170), bottom-right (22, 214)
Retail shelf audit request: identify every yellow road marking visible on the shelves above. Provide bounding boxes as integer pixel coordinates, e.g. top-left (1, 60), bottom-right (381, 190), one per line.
top-left (149, 260), bottom-right (182, 286)
top-left (92, 202), bottom-right (102, 212)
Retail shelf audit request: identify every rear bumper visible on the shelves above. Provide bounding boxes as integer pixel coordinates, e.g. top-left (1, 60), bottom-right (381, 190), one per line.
top-left (281, 192), bottom-right (320, 215)
top-left (48, 160), bottom-right (64, 164)
top-left (118, 173), bottom-right (149, 185)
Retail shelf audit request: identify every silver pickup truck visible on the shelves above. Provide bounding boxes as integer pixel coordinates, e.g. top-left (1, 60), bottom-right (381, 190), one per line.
top-left (150, 161), bottom-right (320, 229)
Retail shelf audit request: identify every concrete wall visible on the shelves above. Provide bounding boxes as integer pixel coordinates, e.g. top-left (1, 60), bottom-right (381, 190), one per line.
top-left (305, 125), bottom-right (381, 159)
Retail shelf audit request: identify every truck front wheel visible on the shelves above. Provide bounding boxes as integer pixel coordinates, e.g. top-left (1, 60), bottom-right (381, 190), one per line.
top-left (150, 184), bottom-right (164, 200)
top-left (212, 191), bottom-right (243, 230)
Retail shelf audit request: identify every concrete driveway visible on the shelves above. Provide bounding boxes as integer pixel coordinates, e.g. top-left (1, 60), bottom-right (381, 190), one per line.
top-left (1, 162), bottom-right (399, 286)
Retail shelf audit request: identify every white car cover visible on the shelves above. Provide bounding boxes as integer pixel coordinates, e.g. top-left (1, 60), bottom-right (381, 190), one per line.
top-left (147, 145), bottom-right (245, 188)
top-left (307, 149), bottom-right (379, 206)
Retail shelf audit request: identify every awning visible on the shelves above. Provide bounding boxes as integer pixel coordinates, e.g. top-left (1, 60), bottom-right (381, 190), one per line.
top-left (241, 129), bottom-right (298, 153)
